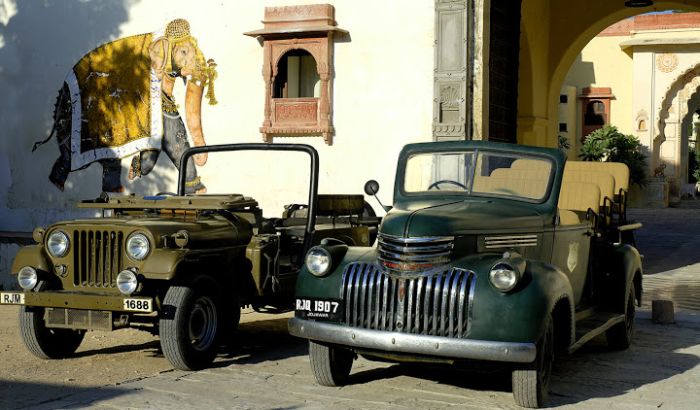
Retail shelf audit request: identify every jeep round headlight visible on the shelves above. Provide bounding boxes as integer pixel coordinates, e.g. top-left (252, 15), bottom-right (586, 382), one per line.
top-left (47, 230), bottom-right (70, 257)
top-left (305, 247), bottom-right (332, 277)
top-left (116, 269), bottom-right (138, 295)
top-left (126, 233), bottom-right (150, 261)
top-left (17, 266), bottom-right (38, 290)
top-left (489, 263), bottom-right (520, 292)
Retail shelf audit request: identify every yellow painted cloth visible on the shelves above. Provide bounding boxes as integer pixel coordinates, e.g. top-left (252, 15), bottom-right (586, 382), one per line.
top-left (73, 34), bottom-right (153, 152)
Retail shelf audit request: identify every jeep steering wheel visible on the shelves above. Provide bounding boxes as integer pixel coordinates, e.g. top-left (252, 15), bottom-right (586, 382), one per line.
top-left (156, 192), bottom-right (177, 196)
top-left (427, 180), bottom-right (468, 191)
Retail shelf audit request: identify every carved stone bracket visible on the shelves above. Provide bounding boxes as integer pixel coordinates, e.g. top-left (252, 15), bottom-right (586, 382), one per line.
top-left (245, 4), bottom-right (346, 145)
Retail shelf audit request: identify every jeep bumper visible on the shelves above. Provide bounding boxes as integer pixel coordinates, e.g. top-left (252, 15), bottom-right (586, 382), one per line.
top-left (0, 290), bottom-right (153, 313)
top-left (288, 318), bottom-right (536, 363)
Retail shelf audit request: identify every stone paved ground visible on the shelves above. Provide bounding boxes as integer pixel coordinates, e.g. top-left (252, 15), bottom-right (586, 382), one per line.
top-left (1, 205), bottom-right (700, 409)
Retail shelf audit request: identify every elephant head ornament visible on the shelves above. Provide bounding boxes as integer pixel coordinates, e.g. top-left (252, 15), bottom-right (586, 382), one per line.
top-left (35, 18), bottom-right (217, 194)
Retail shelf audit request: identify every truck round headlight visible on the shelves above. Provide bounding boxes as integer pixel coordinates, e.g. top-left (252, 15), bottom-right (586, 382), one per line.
top-left (126, 233), bottom-right (150, 261)
top-left (116, 269), bottom-right (138, 295)
top-left (489, 263), bottom-right (520, 292)
top-left (305, 247), bottom-right (332, 277)
top-left (17, 266), bottom-right (38, 290)
top-left (47, 230), bottom-right (70, 257)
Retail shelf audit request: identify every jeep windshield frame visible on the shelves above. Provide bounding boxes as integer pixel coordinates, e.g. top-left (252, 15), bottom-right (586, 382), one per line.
top-left (179, 143), bottom-right (320, 255)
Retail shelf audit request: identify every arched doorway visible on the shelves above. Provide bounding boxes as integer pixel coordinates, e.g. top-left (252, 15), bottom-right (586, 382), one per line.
top-left (516, 1), bottom-right (700, 149)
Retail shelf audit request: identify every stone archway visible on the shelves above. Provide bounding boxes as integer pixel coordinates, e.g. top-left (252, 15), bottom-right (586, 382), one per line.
top-left (656, 65), bottom-right (700, 200)
top-left (517, 1), bottom-right (700, 148)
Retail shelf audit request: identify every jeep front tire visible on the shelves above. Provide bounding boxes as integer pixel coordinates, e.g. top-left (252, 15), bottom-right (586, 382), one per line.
top-left (19, 306), bottom-right (84, 359)
top-left (160, 284), bottom-right (220, 370)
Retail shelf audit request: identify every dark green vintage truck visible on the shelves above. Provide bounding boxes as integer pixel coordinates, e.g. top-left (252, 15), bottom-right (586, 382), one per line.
top-left (1, 144), bottom-right (378, 371)
top-left (289, 140), bottom-right (643, 408)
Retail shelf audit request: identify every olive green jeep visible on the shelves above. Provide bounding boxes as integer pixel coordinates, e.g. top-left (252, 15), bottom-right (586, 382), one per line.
top-left (289, 140), bottom-right (643, 408)
top-left (1, 143), bottom-right (378, 370)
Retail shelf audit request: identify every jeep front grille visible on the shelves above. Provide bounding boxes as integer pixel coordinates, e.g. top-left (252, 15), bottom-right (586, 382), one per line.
top-left (341, 263), bottom-right (476, 338)
top-left (377, 234), bottom-right (454, 272)
top-left (73, 230), bottom-right (123, 288)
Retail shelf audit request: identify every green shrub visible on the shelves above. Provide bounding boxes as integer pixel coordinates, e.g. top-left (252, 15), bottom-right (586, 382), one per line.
top-left (690, 146), bottom-right (700, 183)
top-left (579, 125), bottom-right (647, 186)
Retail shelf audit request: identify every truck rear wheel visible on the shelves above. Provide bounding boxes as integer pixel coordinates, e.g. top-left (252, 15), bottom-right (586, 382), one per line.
top-left (606, 285), bottom-right (635, 350)
top-left (19, 306), bottom-right (84, 359)
top-left (512, 314), bottom-right (554, 408)
top-left (160, 285), bottom-right (220, 370)
top-left (309, 341), bottom-right (354, 386)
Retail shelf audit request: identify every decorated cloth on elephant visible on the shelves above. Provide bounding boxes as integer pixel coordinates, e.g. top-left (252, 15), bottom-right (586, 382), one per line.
top-left (37, 19), bottom-right (216, 194)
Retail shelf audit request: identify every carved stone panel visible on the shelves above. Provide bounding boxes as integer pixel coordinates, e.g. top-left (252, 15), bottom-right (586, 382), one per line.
top-left (433, 0), bottom-right (469, 141)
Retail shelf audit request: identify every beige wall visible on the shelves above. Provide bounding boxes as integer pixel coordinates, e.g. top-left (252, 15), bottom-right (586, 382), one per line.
top-left (0, 0), bottom-right (435, 232)
top-left (563, 35), bottom-right (635, 141)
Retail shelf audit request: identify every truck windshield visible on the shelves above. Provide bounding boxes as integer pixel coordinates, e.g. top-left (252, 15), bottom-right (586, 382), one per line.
top-left (404, 150), bottom-right (553, 202)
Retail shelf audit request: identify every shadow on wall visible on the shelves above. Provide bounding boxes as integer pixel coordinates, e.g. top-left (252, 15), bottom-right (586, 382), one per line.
top-left (0, 0), bottom-right (175, 217)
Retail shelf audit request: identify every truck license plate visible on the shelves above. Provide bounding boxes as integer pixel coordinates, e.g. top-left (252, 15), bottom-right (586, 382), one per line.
top-left (295, 298), bottom-right (342, 320)
top-left (123, 298), bottom-right (153, 312)
top-left (0, 292), bottom-right (25, 305)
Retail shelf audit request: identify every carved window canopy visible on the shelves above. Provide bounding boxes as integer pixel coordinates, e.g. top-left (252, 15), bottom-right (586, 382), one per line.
top-left (245, 4), bottom-right (346, 144)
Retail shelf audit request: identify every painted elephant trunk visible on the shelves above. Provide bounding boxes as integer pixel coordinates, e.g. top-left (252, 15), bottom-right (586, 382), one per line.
top-left (185, 79), bottom-right (208, 166)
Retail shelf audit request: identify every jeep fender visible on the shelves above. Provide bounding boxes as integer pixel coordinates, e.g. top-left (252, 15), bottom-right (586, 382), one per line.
top-left (11, 245), bottom-right (50, 274)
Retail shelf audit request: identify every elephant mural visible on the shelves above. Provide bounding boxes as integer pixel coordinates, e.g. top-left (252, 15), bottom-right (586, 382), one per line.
top-left (33, 19), bottom-right (217, 193)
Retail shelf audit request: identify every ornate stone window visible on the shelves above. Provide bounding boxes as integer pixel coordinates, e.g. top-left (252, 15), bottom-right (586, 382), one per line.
top-left (245, 4), bottom-right (346, 144)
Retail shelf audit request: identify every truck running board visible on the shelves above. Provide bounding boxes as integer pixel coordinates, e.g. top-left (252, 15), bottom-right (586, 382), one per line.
top-left (569, 312), bottom-right (625, 354)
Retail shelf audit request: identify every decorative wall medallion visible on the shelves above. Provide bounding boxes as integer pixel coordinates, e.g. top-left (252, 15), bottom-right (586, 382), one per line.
top-left (656, 53), bottom-right (679, 73)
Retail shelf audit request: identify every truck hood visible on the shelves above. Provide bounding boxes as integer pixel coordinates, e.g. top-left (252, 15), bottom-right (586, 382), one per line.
top-left (380, 199), bottom-right (547, 237)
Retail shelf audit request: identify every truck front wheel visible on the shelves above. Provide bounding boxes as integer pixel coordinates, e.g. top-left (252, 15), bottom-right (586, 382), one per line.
top-left (309, 340), bottom-right (354, 386)
top-left (512, 314), bottom-right (554, 408)
top-left (160, 285), bottom-right (220, 370)
top-left (19, 306), bottom-right (84, 359)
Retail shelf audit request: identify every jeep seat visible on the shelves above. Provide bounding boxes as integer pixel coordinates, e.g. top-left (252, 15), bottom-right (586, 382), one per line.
top-left (557, 182), bottom-right (600, 226)
top-left (317, 194), bottom-right (365, 216)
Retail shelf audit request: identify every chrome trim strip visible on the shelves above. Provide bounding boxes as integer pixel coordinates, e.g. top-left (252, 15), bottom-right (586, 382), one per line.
top-left (422, 275), bottom-right (433, 335)
top-left (377, 241), bottom-right (453, 253)
top-left (467, 275), bottom-right (477, 335)
top-left (289, 318), bottom-right (536, 363)
top-left (359, 264), bottom-right (369, 327)
top-left (457, 274), bottom-right (468, 337)
top-left (378, 234), bottom-right (454, 244)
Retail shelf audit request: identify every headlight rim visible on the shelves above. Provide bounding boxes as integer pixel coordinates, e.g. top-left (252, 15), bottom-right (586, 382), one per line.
top-left (126, 232), bottom-right (151, 261)
top-left (489, 262), bottom-right (520, 293)
top-left (305, 246), bottom-right (332, 277)
top-left (46, 230), bottom-right (70, 258)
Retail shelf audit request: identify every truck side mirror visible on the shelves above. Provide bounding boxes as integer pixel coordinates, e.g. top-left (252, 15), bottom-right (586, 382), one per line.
top-left (364, 180), bottom-right (390, 212)
top-left (364, 180), bottom-right (380, 196)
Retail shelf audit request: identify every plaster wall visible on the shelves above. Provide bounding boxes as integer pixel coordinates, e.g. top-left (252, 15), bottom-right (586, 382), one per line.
top-left (0, 0), bottom-right (435, 285)
top-left (563, 36), bottom-right (634, 141)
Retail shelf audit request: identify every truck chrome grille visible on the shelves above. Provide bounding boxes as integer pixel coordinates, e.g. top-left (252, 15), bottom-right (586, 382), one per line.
top-left (341, 263), bottom-right (476, 338)
top-left (73, 230), bottom-right (123, 288)
top-left (377, 234), bottom-right (454, 272)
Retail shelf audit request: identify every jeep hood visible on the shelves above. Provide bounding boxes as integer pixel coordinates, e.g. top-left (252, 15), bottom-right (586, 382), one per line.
top-left (52, 215), bottom-right (252, 248)
top-left (380, 199), bottom-right (548, 237)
